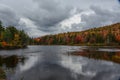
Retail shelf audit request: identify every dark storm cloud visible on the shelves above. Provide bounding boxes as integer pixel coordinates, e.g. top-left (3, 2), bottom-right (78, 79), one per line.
top-left (26, 0), bottom-right (73, 32)
top-left (80, 6), bottom-right (120, 30)
top-left (118, 0), bottom-right (120, 3)
top-left (0, 4), bottom-right (20, 27)
top-left (0, 0), bottom-right (120, 37)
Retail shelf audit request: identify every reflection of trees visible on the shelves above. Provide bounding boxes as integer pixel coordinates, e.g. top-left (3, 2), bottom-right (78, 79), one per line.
top-left (0, 68), bottom-right (6, 79)
top-left (0, 55), bottom-right (25, 68)
top-left (0, 55), bottom-right (25, 79)
top-left (71, 51), bottom-right (120, 64)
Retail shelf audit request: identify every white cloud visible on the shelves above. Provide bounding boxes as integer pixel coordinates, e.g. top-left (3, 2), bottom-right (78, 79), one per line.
top-left (0, 0), bottom-right (120, 37)
top-left (80, 6), bottom-right (120, 30)
top-left (60, 10), bottom-right (94, 31)
top-left (19, 18), bottom-right (47, 37)
top-left (60, 14), bottom-right (81, 30)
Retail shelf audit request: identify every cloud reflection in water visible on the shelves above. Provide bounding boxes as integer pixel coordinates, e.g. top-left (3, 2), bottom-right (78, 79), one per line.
top-left (19, 55), bottom-right (39, 72)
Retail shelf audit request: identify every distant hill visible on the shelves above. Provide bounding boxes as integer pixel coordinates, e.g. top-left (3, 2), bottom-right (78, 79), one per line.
top-left (34, 23), bottom-right (120, 46)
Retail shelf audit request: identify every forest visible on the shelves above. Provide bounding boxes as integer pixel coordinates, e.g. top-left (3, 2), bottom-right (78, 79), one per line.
top-left (1, 20), bottom-right (120, 48)
top-left (0, 21), bottom-right (30, 49)
top-left (34, 23), bottom-right (120, 46)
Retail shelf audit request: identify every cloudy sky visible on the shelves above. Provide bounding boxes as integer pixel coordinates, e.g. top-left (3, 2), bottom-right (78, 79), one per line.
top-left (0, 0), bottom-right (120, 37)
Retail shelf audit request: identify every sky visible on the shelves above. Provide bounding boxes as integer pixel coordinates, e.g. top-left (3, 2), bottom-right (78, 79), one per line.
top-left (0, 0), bottom-right (120, 37)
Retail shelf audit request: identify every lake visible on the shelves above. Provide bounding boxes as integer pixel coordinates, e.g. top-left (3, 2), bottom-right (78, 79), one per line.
top-left (0, 46), bottom-right (120, 80)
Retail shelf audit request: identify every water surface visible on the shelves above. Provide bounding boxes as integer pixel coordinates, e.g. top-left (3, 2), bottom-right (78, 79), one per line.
top-left (0, 46), bottom-right (120, 80)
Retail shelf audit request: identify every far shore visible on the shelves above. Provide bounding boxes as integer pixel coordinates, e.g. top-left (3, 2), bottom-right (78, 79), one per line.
top-left (0, 43), bottom-right (120, 50)
top-left (30, 43), bottom-right (120, 47)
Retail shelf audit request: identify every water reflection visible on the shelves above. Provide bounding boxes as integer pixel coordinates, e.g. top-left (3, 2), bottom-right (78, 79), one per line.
top-left (19, 55), bottom-right (39, 72)
top-left (70, 48), bottom-right (120, 64)
top-left (61, 53), bottom-right (120, 80)
top-left (0, 46), bottom-right (120, 80)
top-left (0, 55), bottom-right (25, 69)
top-left (13, 46), bottom-right (75, 80)
top-left (60, 55), bottom-right (96, 76)
top-left (0, 67), bottom-right (6, 79)
top-left (13, 63), bottom-right (75, 80)
top-left (0, 55), bottom-right (26, 80)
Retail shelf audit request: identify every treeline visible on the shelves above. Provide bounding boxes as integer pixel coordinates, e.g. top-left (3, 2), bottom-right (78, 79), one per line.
top-left (35, 23), bottom-right (120, 46)
top-left (0, 21), bottom-right (30, 49)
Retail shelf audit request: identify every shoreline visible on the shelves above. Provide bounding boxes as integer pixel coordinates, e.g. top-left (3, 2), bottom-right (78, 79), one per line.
top-left (0, 43), bottom-right (120, 50)
top-left (0, 45), bottom-right (27, 50)
top-left (30, 43), bottom-right (120, 47)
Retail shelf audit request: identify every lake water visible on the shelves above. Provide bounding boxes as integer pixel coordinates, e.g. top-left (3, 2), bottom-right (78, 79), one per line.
top-left (0, 46), bottom-right (120, 80)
